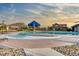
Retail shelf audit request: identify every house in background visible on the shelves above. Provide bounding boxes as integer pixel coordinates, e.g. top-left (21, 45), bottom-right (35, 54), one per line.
top-left (72, 24), bottom-right (79, 32)
top-left (8, 23), bottom-right (26, 31)
top-left (51, 23), bottom-right (67, 31)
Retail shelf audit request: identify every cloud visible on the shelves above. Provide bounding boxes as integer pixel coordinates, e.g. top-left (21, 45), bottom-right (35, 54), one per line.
top-left (10, 8), bottom-right (16, 14)
top-left (24, 9), bottom-right (42, 16)
top-left (1, 3), bottom-right (79, 27)
top-left (43, 3), bottom-right (79, 7)
top-left (41, 3), bottom-right (79, 7)
top-left (40, 3), bottom-right (57, 7)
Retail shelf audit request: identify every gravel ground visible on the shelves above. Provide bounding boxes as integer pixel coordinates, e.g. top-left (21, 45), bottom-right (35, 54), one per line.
top-left (52, 45), bottom-right (79, 56)
top-left (0, 48), bottom-right (26, 56)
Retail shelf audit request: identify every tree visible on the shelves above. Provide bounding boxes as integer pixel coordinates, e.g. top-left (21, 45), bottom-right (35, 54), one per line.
top-left (67, 27), bottom-right (72, 31)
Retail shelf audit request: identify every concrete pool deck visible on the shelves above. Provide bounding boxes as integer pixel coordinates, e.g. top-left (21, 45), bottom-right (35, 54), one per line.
top-left (0, 34), bottom-right (78, 56)
top-left (0, 35), bottom-right (79, 48)
top-left (0, 40), bottom-right (65, 56)
top-left (0, 39), bottom-right (74, 48)
top-left (0, 35), bottom-right (78, 56)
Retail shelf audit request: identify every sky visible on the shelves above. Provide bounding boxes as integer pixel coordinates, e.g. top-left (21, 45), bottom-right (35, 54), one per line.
top-left (0, 3), bottom-right (79, 27)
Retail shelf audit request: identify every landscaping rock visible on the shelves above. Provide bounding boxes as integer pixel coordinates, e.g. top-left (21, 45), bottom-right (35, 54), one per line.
top-left (0, 48), bottom-right (26, 56)
top-left (52, 45), bottom-right (79, 56)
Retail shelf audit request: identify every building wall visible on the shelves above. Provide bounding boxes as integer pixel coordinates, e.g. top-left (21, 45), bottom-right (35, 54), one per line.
top-left (51, 23), bottom-right (67, 31)
top-left (76, 26), bottom-right (79, 32)
top-left (72, 26), bottom-right (79, 32)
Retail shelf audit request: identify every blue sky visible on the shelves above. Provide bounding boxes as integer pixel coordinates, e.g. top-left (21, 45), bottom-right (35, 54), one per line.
top-left (0, 3), bottom-right (79, 27)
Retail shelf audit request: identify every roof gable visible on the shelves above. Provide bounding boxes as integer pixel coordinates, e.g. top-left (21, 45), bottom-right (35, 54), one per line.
top-left (28, 21), bottom-right (40, 27)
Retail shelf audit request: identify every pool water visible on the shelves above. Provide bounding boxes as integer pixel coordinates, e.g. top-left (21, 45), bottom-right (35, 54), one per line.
top-left (46, 31), bottom-right (79, 35)
top-left (18, 31), bottom-right (79, 35)
top-left (7, 32), bottom-right (47, 38)
top-left (6, 31), bottom-right (79, 39)
top-left (10, 31), bottom-right (79, 36)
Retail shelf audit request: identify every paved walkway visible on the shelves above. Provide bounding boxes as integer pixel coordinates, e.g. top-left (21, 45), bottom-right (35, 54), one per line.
top-left (24, 48), bottom-right (64, 56)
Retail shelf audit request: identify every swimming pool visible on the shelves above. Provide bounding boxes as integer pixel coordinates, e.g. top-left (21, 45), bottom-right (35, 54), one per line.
top-left (44, 31), bottom-right (79, 35)
top-left (5, 31), bottom-right (79, 40)
top-left (17, 31), bottom-right (79, 35)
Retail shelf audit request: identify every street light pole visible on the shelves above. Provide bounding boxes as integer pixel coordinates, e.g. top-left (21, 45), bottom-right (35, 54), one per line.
top-left (33, 23), bottom-right (35, 33)
top-left (2, 20), bottom-right (5, 34)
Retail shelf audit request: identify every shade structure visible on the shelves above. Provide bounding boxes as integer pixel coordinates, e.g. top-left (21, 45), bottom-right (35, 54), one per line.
top-left (28, 21), bottom-right (40, 27)
top-left (28, 21), bottom-right (40, 32)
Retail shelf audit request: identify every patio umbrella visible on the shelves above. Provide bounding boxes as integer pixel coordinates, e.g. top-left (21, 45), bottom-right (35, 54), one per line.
top-left (28, 21), bottom-right (40, 32)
